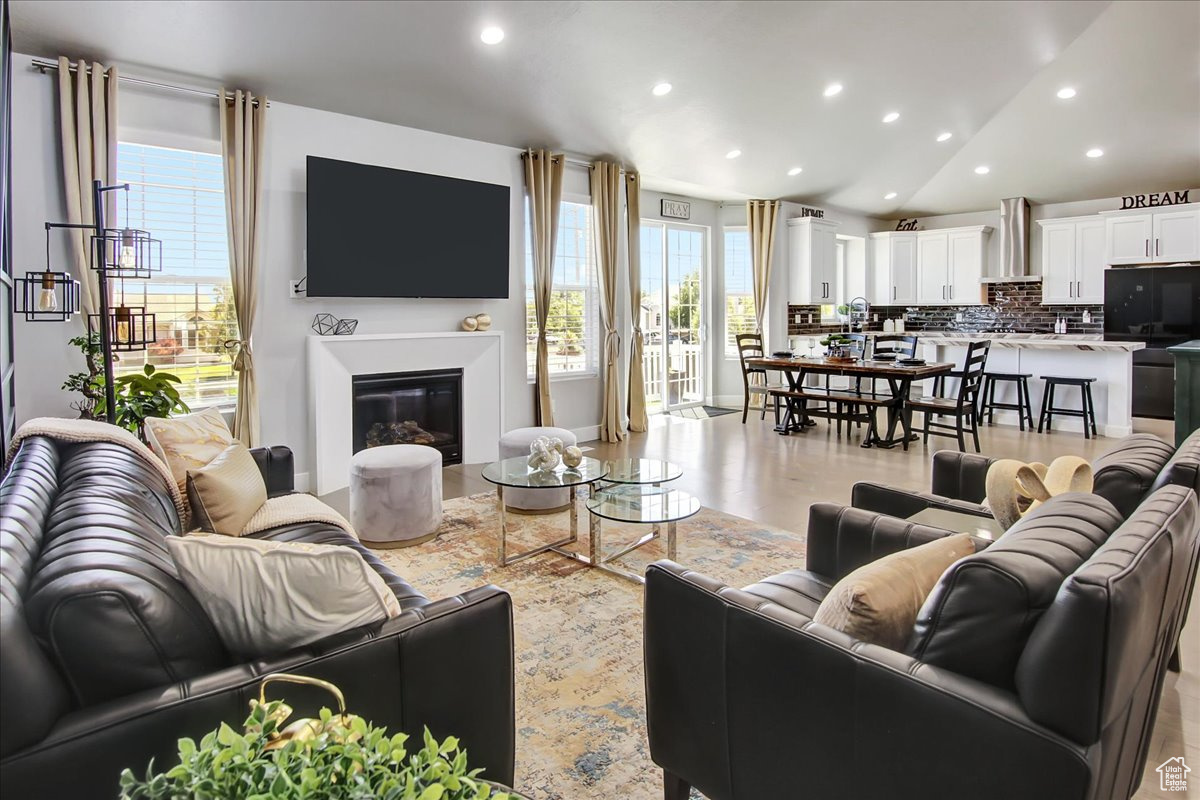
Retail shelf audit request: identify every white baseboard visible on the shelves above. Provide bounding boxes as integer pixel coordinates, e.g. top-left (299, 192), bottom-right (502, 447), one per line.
top-left (294, 471), bottom-right (311, 493)
top-left (571, 424), bottom-right (601, 444)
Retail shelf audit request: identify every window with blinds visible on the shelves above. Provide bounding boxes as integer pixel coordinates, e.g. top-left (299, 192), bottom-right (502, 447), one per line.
top-left (114, 142), bottom-right (237, 409)
top-left (525, 200), bottom-right (598, 378)
top-left (724, 227), bottom-right (757, 357)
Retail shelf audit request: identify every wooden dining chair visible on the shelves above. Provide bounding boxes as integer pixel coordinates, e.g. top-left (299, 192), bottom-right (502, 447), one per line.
top-left (907, 339), bottom-right (990, 452)
top-left (736, 333), bottom-right (782, 424)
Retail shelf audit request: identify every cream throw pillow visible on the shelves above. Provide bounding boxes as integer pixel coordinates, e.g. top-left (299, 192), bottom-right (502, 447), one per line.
top-left (166, 534), bottom-right (402, 659)
top-left (145, 407), bottom-right (236, 493)
top-left (813, 533), bottom-right (975, 650)
top-left (186, 443), bottom-right (267, 536)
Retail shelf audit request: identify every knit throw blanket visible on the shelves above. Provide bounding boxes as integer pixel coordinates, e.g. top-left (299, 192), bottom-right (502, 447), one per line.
top-left (5, 417), bottom-right (187, 520)
top-left (240, 492), bottom-right (358, 540)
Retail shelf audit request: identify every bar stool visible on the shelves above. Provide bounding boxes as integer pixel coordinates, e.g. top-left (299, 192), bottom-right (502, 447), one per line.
top-left (1037, 376), bottom-right (1099, 439)
top-left (979, 372), bottom-right (1035, 431)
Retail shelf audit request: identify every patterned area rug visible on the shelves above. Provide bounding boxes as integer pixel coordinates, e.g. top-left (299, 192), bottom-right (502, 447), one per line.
top-left (371, 491), bottom-right (808, 800)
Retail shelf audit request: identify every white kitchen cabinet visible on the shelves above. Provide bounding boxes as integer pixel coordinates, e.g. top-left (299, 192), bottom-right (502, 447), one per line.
top-left (787, 217), bottom-right (840, 304)
top-left (917, 232), bottom-right (949, 303)
top-left (1153, 209), bottom-right (1200, 261)
top-left (1104, 205), bottom-right (1200, 264)
top-left (869, 232), bottom-right (916, 305)
top-left (913, 225), bottom-right (990, 305)
top-left (1038, 216), bottom-right (1105, 305)
top-left (947, 228), bottom-right (988, 304)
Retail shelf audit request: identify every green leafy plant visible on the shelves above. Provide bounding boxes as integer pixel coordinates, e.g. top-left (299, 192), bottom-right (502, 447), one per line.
top-left (819, 333), bottom-right (854, 347)
top-left (98, 363), bottom-right (190, 439)
top-left (119, 700), bottom-right (513, 800)
top-left (62, 332), bottom-right (105, 419)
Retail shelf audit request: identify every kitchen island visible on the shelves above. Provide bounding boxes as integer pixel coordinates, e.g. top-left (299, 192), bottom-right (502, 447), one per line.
top-left (918, 333), bottom-right (1144, 437)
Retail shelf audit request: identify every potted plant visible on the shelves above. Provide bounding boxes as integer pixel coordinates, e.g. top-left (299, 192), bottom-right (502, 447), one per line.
top-left (819, 333), bottom-right (860, 361)
top-left (119, 674), bottom-right (520, 800)
top-left (63, 333), bottom-right (190, 440)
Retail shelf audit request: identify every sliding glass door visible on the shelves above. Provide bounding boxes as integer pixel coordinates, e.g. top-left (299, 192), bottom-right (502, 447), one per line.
top-left (640, 221), bottom-right (707, 413)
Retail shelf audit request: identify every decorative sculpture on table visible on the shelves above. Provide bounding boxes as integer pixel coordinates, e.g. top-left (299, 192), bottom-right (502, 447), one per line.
top-left (460, 316), bottom-right (478, 331)
top-left (984, 456), bottom-right (1093, 530)
top-left (562, 445), bottom-right (583, 469)
top-left (527, 435), bottom-right (564, 472)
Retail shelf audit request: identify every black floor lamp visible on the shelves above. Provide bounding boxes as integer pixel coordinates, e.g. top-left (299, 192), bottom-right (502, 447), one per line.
top-left (15, 178), bottom-right (160, 424)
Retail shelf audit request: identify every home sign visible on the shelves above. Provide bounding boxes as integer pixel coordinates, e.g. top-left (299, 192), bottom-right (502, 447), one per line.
top-left (798, 206), bottom-right (825, 219)
top-left (660, 199), bottom-right (691, 220)
top-left (1119, 190), bottom-right (1192, 210)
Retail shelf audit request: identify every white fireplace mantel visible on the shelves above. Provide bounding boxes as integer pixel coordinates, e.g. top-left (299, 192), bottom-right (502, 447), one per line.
top-left (308, 331), bottom-right (504, 495)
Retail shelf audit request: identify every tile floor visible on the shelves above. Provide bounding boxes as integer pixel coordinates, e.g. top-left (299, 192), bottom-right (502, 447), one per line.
top-left (365, 410), bottom-right (1198, 798)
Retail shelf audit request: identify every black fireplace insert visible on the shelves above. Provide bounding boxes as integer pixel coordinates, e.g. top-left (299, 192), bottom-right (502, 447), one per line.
top-left (351, 369), bottom-right (463, 465)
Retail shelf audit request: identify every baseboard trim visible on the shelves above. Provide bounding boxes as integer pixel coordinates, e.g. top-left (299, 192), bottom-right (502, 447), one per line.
top-left (712, 395), bottom-right (744, 408)
top-left (572, 424), bottom-right (601, 444)
top-left (973, 409), bottom-right (1128, 438)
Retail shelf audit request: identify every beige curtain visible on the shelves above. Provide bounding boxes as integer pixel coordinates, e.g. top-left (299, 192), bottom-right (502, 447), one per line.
top-left (524, 150), bottom-right (564, 426)
top-left (625, 172), bottom-right (648, 432)
top-left (219, 89), bottom-right (267, 447)
top-left (591, 161), bottom-right (625, 443)
top-left (747, 200), bottom-right (781, 335)
top-left (57, 57), bottom-right (117, 316)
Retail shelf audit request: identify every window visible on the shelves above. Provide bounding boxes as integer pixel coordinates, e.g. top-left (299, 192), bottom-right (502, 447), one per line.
top-left (525, 200), bottom-right (598, 378)
top-left (723, 227), bottom-right (756, 357)
top-left (115, 142), bottom-right (237, 409)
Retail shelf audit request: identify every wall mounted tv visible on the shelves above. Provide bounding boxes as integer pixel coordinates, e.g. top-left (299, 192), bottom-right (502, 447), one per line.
top-left (306, 156), bottom-right (510, 298)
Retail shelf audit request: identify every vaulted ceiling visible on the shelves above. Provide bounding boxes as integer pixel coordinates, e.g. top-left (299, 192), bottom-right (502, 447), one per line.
top-left (10, 0), bottom-right (1200, 216)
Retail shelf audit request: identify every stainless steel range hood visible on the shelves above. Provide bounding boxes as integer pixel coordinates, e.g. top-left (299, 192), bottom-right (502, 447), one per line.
top-left (983, 197), bottom-right (1038, 283)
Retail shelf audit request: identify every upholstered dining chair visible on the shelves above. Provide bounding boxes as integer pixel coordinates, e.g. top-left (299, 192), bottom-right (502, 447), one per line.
top-left (736, 333), bottom-right (782, 423)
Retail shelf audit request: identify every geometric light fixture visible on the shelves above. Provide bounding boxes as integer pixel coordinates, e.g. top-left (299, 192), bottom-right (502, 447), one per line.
top-left (88, 304), bottom-right (157, 351)
top-left (13, 225), bottom-right (80, 321)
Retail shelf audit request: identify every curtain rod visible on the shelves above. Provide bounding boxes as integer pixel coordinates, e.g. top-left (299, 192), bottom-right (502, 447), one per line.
top-left (31, 57), bottom-right (268, 107)
top-left (521, 149), bottom-right (626, 174)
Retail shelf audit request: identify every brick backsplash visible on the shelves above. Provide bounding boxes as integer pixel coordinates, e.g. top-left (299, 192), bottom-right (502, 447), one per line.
top-left (786, 281), bottom-right (1102, 337)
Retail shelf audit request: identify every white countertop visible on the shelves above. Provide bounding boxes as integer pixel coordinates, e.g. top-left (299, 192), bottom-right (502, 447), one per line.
top-left (920, 333), bottom-right (1143, 351)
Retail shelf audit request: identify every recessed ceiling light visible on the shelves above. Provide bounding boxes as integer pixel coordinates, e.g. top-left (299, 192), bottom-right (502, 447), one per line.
top-left (725, 149), bottom-right (742, 159)
top-left (480, 26), bottom-right (505, 45)
top-left (1086, 148), bottom-right (1104, 158)
top-left (786, 167), bottom-right (803, 176)
top-left (884, 192), bottom-right (898, 200)
top-left (974, 165), bottom-right (990, 175)
top-left (1056, 86), bottom-right (1076, 99)
top-left (652, 82), bottom-right (672, 97)
top-left (882, 111), bottom-right (900, 124)
top-left (936, 131), bottom-right (953, 142)
top-left (823, 83), bottom-right (843, 97)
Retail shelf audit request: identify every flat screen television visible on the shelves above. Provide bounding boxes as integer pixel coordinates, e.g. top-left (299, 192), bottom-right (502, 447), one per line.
top-left (306, 156), bottom-right (510, 298)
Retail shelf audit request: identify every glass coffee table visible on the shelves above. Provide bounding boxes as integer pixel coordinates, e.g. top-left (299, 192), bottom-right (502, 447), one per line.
top-left (585, 481), bottom-right (700, 584)
top-left (599, 458), bottom-right (684, 487)
top-left (481, 456), bottom-right (608, 567)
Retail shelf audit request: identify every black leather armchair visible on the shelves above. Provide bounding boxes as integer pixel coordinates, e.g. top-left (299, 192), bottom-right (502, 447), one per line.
top-left (1, 436), bottom-right (515, 800)
top-left (644, 487), bottom-right (1200, 800)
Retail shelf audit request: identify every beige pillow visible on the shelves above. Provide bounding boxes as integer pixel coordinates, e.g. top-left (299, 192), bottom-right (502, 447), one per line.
top-left (145, 407), bottom-right (236, 493)
top-left (813, 533), bottom-right (975, 650)
top-left (166, 534), bottom-right (402, 659)
top-left (186, 443), bottom-right (268, 536)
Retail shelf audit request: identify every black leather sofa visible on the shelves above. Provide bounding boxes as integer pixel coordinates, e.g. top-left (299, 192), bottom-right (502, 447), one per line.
top-left (644, 486), bottom-right (1200, 800)
top-left (0, 436), bottom-right (515, 800)
top-left (851, 429), bottom-right (1200, 522)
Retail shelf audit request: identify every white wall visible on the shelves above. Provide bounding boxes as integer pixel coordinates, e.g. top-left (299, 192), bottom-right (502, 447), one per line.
top-left (9, 56), bottom-right (604, 484)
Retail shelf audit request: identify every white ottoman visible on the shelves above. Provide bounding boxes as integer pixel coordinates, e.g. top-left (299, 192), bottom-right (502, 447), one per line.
top-left (349, 444), bottom-right (443, 548)
top-left (498, 426), bottom-right (578, 512)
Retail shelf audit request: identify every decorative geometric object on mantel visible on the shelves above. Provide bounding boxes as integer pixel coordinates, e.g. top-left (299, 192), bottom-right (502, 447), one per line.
top-left (312, 313), bottom-right (359, 336)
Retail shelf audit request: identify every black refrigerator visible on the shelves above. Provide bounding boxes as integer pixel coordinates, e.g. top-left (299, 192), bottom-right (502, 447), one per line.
top-left (1104, 265), bottom-right (1200, 419)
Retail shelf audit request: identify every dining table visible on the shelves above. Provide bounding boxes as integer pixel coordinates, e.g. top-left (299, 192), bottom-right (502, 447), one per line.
top-left (745, 354), bottom-right (955, 449)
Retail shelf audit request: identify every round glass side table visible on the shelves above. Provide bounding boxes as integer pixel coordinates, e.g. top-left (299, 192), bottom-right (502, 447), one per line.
top-left (584, 483), bottom-right (700, 583)
top-left (481, 456), bottom-right (607, 567)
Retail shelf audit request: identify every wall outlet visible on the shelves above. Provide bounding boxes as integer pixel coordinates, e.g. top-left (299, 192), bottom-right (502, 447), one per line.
top-left (289, 278), bottom-right (307, 298)
top-left (807, 313), bottom-right (813, 324)
top-left (794, 313), bottom-right (802, 324)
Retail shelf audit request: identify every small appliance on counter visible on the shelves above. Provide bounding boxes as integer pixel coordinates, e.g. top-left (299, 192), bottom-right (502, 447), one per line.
top-left (1104, 264), bottom-right (1200, 418)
